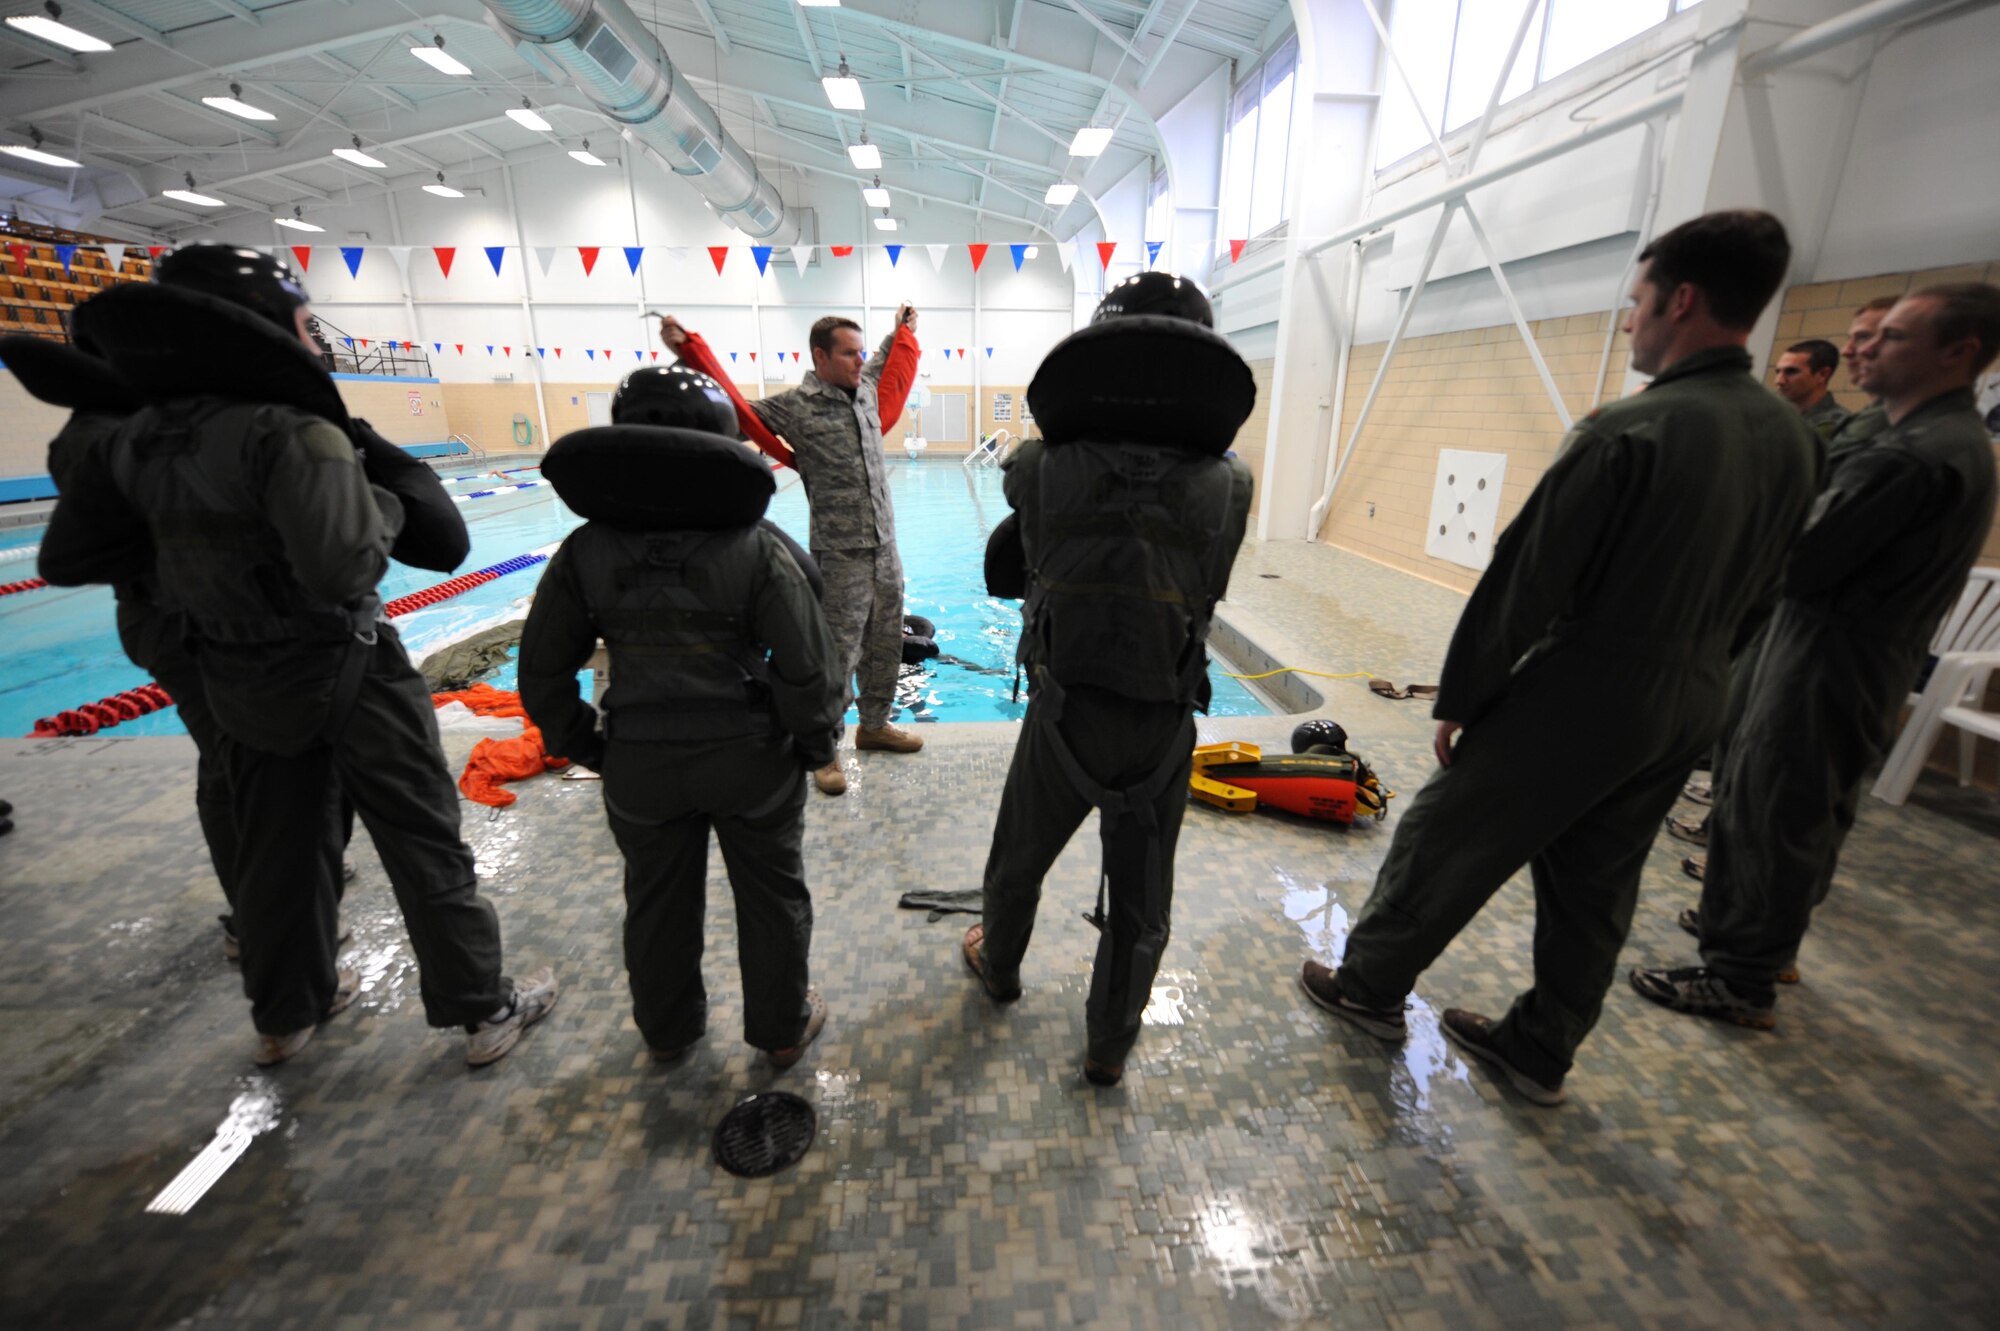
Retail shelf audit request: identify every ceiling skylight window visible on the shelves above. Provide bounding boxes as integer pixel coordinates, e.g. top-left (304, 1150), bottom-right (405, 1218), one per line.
top-left (410, 35), bottom-right (472, 77)
top-left (162, 173), bottom-right (225, 207)
top-left (423, 172), bottom-right (464, 198)
top-left (1044, 182), bottom-right (1078, 205)
top-left (1, 127), bottom-right (81, 169)
top-left (274, 208), bottom-right (324, 233)
top-left (1068, 126), bottom-right (1113, 157)
top-left (331, 136), bottom-right (387, 169)
top-left (506, 99), bottom-right (551, 132)
top-left (822, 59), bottom-right (865, 111)
top-left (5, 3), bottom-right (112, 53)
top-left (201, 83), bottom-right (276, 122)
top-left (569, 140), bottom-right (607, 166)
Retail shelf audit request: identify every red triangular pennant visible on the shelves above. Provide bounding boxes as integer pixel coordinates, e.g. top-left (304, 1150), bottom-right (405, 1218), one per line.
top-left (433, 247), bottom-right (456, 277)
top-left (650, 351), bottom-right (659, 360)
top-left (830, 246), bottom-right (853, 257)
top-left (749, 351), bottom-right (757, 362)
top-left (4, 243), bottom-right (28, 276)
top-left (967, 243), bottom-right (989, 272)
top-left (503, 346), bottom-right (511, 357)
top-left (707, 246), bottom-right (729, 275)
top-left (290, 246), bottom-right (312, 272)
top-left (455, 344), bottom-right (464, 355)
top-left (146, 245), bottom-right (167, 259)
top-left (358, 338), bottom-right (369, 348)
top-left (1096, 242), bottom-right (1117, 270)
top-left (1229, 238), bottom-right (1247, 263)
top-left (578, 246), bottom-right (600, 276)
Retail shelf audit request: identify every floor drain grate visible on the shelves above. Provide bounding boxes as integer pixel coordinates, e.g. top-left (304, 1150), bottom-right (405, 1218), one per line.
top-left (713, 1092), bottom-right (817, 1178)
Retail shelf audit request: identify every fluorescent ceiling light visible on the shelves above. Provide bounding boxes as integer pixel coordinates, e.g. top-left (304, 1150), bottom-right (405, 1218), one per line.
top-left (163, 187), bottom-right (226, 207)
top-left (862, 186), bottom-right (890, 208)
top-left (799, 1), bottom-right (842, 8)
top-left (410, 38), bottom-right (471, 77)
top-left (5, 10), bottom-right (113, 53)
top-left (847, 142), bottom-right (881, 170)
top-left (1068, 126), bottom-right (1113, 156)
top-left (872, 215), bottom-right (899, 231)
top-left (274, 214), bottom-right (324, 232)
top-left (506, 103), bottom-right (551, 133)
top-left (2, 143), bottom-right (82, 169)
top-left (1044, 182), bottom-right (1077, 205)
top-left (202, 94), bottom-right (276, 122)
top-left (423, 182), bottom-right (464, 198)
top-left (1024, 246), bottom-right (1039, 259)
top-left (332, 146), bottom-right (387, 169)
top-left (568, 146), bottom-right (606, 166)
top-left (823, 60), bottom-right (865, 111)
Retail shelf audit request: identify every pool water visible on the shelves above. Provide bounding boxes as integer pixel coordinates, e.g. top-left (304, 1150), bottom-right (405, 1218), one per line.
top-left (0, 457), bottom-right (1265, 737)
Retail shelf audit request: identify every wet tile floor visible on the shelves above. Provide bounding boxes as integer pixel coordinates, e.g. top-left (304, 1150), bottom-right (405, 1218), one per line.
top-left (1, 540), bottom-right (1997, 1328)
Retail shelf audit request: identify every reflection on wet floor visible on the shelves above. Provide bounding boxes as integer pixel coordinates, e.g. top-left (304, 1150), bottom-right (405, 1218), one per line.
top-left (145, 1078), bottom-right (282, 1215)
top-left (3, 543), bottom-right (1998, 1326)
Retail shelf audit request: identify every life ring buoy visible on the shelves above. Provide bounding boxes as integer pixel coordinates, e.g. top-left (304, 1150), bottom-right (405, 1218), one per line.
top-left (901, 614), bottom-right (939, 665)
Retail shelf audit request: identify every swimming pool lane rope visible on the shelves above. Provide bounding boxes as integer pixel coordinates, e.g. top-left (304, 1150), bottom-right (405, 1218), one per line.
top-left (0, 576), bottom-right (47, 598)
top-left (29, 542), bottom-right (560, 738)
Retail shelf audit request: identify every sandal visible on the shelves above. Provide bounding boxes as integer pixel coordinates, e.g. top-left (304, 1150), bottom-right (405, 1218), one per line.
top-left (1368, 679), bottom-right (1440, 701)
top-left (961, 924), bottom-right (1021, 1003)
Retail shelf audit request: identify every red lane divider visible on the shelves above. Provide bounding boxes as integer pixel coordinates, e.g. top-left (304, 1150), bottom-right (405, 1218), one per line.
top-left (29, 549), bottom-right (553, 738)
top-left (1, 577), bottom-right (48, 597)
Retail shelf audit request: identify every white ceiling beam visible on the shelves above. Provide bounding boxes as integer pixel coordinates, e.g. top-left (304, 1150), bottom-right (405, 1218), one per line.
top-left (1138, 0), bottom-right (1199, 88)
top-left (312, 51), bottom-right (421, 113)
top-left (455, 131), bottom-right (506, 161)
top-left (1056, 0), bottom-right (1142, 61)
top-left (205, 0), bottom-right (262, 25)
top-left (150, 91), bottom-right (281, 147)
top-left (892, 35), bottom-right (1072, 153)
top-left (61, 0), bottom-right (173, 52)
top-left (687, 0), bottom-right (732, 55)
top-left (753, 115), bottom-right (1053, 218)
top-left (790, 3), bottom-right (825, 79)
top-left (977, 0), bottom-right (1029, 216)
top-left (268, 174), bottom-right (331, 202)
top-left (0, 28), bottom-right (81, 70)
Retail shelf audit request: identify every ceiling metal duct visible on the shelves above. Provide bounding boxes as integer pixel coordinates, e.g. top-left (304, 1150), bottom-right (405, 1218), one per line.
top-left (475, 0), bottom-right (795, 241)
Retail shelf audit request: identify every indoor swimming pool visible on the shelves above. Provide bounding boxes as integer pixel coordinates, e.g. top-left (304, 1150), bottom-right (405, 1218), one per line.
top-left (0, 455), bottom-right (1266, 738)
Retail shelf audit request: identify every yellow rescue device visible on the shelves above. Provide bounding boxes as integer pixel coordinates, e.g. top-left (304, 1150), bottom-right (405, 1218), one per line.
top-left (1190, 742), bottom-right (1392, 824)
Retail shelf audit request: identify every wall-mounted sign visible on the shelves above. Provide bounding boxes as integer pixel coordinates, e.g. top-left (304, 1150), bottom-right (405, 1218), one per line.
top-left (991, 392), bottom-right (1013, 422)
top-left (407, 390), bottom-right (424, 416)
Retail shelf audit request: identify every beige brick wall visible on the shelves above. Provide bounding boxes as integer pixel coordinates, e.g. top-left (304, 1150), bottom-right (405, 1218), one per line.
top-left (333, 378), bottom-right (451, 445)
top-left (440, 382), bottom-right (549, 454)
top-left (1313, 313), bottom-right (1633, 591)
top-left (1229, 359), bottom-right (1275, 521)
top-left (1774, 259), bottom-right (2000, 566)
top-left (0, 371), bottom-right (73, 477)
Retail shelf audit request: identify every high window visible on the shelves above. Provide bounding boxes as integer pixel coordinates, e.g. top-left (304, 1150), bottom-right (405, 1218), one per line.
top-left (1377, 0), bottom-right (1702, 167)
top-left (1220, 36), bottom-right (1298, 243)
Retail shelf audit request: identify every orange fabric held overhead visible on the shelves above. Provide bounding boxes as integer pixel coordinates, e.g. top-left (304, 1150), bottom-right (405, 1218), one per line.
top-left (433, 686), bottom-right (568, 807)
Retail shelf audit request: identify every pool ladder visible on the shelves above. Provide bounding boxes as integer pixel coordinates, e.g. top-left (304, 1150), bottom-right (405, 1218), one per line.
top-left (963, 429), bottom-right (1013, 470)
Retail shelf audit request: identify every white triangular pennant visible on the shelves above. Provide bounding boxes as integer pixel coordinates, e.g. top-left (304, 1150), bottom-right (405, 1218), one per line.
top-left (664, 246), bottom-right (687, 268)
top-left (100, 243), bottom-right (128, 273)
top-left (533, 247), bottom-right (558, 277)
top-left (1057, 242), bottom-right (1074, 272)
top-left (387, 246), bottom-right (412, 279)
top-left (789, 245), bottom-right (813, 276)
top-left (925, 244), bottom-right (948, 274)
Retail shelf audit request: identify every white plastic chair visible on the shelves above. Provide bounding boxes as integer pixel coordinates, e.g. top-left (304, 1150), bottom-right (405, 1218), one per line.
top-left (1872, 567), bottom-right (2000, 803)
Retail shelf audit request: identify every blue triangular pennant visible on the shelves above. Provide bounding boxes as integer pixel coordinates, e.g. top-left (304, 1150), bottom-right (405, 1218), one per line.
top-left (55, 244), bottom-right (76, 274)
top-left (342, 336), bottom-right (354, 348)
top-left (634, 350), bottom-right (642, 360)
top-left (340, 246), bottom-right (364, 278)
top-left (585, 348), bottom-right (595, 360)
top-left (729, 351), bottom-right (738, 363)
top-left (432, 342), bottom-right (441, 353)
top-left (985, 347), bottom-right (993, 358)
top-left (885, 245), bottom-right (902, 267)
top-left (623, 246), bottom-right (644, 273)
top-left (943, 348), bottom-right (953, 360)
top-left (486, 345), bottom-right (494, 356)
top-left (484, 246), bottom-right (506, 275)
top-left (536, 348), bottom-right (545, 358)
top-left (1010, 243), bottom-right (1028, 272)
top-left (1146, 240), bottom-right (1163, 266)
top-left (751, 246), bottom-right (773, 275)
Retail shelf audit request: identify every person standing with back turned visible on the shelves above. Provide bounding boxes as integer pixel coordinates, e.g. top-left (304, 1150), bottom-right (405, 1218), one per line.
top-left (1296, 210), bottom-right (1817, 1107)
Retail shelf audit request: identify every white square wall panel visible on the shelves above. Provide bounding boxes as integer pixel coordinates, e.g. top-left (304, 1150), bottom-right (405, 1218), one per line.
top-left (1425, 449), bottom-right (1507, 571)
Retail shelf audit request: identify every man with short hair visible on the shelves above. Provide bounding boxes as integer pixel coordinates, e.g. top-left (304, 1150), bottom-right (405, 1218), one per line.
top-left (661, 309), bottom-right (921, 797)
top-left (1297, 210), bottom-right (1818, 1107)
top-left (1772, 338), bottom-right (1850, 440)
top-left (1634, 282), bottom-right (2000, 1029)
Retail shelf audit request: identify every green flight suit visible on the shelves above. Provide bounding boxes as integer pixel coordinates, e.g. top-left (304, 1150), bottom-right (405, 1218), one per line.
top-left (1334, 347), bottom-right (1819, 1086)
top-left (519, 522), bottom-right (843, 1053)
top-left (748, 332), bottom-right (904, 733)
top-left (1800, 392), bottom-right (1851, 443)
top-left (1699, 389), bottom-right (1998, 1002)
top-left (979, 438), bottom-right (1253, 1067)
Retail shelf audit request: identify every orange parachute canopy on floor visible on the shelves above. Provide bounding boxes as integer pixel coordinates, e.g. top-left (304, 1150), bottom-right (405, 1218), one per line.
top-left (433, 686), bottom-right (569, 807)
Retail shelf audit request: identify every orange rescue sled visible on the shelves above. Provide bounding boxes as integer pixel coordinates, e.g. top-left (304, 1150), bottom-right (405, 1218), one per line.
top-left (1190, 742), bottom-right (1391, 824)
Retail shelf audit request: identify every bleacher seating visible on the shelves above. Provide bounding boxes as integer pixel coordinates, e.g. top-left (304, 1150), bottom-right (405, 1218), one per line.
top-left (0, 224), bottom-right (155, 343)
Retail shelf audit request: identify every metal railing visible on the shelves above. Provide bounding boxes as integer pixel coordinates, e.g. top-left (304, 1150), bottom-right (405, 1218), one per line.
top-left (962, 429), bottom-right (1014, 469)
top-left (312, 314), bottom-right (433, 378)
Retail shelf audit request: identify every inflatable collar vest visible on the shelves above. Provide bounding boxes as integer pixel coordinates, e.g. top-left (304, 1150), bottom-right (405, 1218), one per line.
top-left (542, 424), bottom-right (774, 531)
top-left (0, 336), bottom-right (144, 416)
top-left (1026, 316), bottom-right (1254, 455)
top-left (71, 283), bottom-right (349, 428)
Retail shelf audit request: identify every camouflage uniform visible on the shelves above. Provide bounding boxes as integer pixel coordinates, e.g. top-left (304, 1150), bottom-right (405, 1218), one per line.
top-left (747, 332), bottom-right (904, 733)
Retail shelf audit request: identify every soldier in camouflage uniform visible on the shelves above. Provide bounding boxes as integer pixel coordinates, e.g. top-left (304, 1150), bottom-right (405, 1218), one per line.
top-left (661, 310), bottom-right (922, 797)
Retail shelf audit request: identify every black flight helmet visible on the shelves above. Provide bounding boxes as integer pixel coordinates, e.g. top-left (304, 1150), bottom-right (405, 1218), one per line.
top-left (611, 364), bottom-right (737, 435)
top-left (153, 243), bottom-right (311, 332)
top-left (1091, 270), bottom-right (1213, 328)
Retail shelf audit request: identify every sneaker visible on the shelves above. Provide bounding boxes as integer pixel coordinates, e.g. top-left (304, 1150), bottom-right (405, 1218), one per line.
top-left (1681, 855), bottom-right (1705, 882)
top-left (1682, 780), bottom-right (1713, 806)
top-left (855, 723), bottom-right (923, 753)
top-left (342, 859), bottom-right (358, 885)
top-left (1083, 1057), bottom-right (1123, 1087)
top-left (253, 967), bottom-right (360, 1066)
top-left (1630, 965), bottom-right (1776, 1030)
top-left (767, 988), bottom-right (827, 1070)
top-left (1664, 813), bottom-right (1708, 847)
top-left (465, 968), bottom-right (560, 1067)
top-left (1675, 910), bottom-right (1798, 984)
top-left (1299, 961), bottom-right (1407, 1041)
top-left (961, 923), bottom-right (1022, 1003)
top-left (1439, 1008), bottom-right (1566, 1106)
top-left (812, 760), bottom-right (848, 796)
